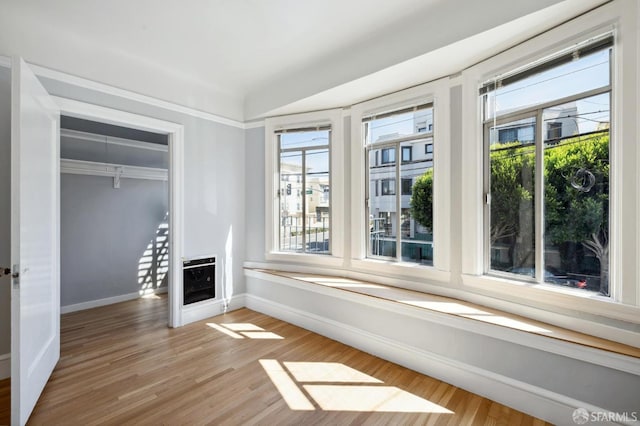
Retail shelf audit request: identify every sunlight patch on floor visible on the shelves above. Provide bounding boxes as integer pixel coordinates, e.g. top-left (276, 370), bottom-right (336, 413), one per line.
top-left (283, 362), bottom-right (382, 383)
top-left (260, 359), bottom-right (454, 414)
top-left (304, 385), bottom-right (453, 413)
top-left (207, 323), bottom-right (284, 339)
top-left (259, 359), bottom-right (315, 411)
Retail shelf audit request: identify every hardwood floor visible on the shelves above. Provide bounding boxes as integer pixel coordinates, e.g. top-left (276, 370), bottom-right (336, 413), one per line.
top-left (1, 296), bottom-right (550, 425)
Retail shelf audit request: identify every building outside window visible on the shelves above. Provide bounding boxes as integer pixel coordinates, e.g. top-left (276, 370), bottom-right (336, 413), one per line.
top-left (381, 147), bottom-right (395, 164)
top-left (482, 34), bottom-right (612, 295)
top-left (402, 146), bottom-right (412, 162)
top-left (277, 127), bottom-right (331, 254)
top-left (425, 143), bottom-right (433, 154)
top-left (381, 178), bottom-right (396, 196)
top-left (401, 178), bottom-right (413, 195)
top-left (365, 104), bottom-right (434, 264)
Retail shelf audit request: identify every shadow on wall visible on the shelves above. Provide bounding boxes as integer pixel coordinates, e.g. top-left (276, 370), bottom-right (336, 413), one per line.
top-left (138, 213), bottom-right (169, 296)
top-left (222, 226), bottom-right (233, 309)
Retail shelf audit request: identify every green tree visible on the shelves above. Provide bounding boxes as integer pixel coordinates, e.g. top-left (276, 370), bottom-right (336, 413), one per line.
top-left (544, 133), bottom-right (609, 294)
top-left (409, 132), bottom-right (609, 293)
top-left (488, 142), bottom-right (535, 268)
top-left (409, 168), bottom-right (433, 231)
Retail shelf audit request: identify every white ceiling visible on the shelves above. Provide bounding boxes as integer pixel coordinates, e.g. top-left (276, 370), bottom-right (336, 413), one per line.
top-left (0, 0), bottom-right (609, 121)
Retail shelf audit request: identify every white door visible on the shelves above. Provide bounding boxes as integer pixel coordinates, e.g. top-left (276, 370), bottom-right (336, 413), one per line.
top-left (10, 57), bottom-right (60, 426)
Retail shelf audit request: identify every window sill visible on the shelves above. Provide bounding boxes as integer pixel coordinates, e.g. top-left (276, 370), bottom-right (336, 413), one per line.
top-left (245, 268), bottom-right (640, 370)
top-left (461, 273), bottom-right (640, 325)
top-left (264, 251), bottom-right (345, 268)
top-left (350, 258), bottom-right (450, 284)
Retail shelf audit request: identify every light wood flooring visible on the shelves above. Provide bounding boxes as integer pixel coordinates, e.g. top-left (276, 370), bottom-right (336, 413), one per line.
top-left (0, 296), bottom-right (550, 425)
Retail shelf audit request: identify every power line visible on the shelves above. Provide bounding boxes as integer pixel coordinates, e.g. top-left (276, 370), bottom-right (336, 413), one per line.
top-left (492, 60), bottom-right (608, 98)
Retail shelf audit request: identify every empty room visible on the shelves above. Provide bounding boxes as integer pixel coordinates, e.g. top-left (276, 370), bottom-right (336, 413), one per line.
top-left (0, 0), bottom-right (639, 425)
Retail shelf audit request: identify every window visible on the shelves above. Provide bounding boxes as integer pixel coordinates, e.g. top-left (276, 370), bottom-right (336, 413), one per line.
top-left (425, 143), bottom-right (433, 154)
top-left (265, 110), bottom-right (344, 263)
top-left (381, 148), bottom-right (395, 164)
top-left (365, 103), bottom-right (434, 265)
top-left (401, 178), bottom-right (412, 195)
top-left (402, 146), bottom-right (412, 162)
top-left (482, 34), bottom-right (612, 295)
top-left (381, 179), bottom-right (395, 195)
top-left (278, 128), bottom-right (331, 254)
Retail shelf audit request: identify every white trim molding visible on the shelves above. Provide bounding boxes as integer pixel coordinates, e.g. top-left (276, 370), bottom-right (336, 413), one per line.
top-left (60, 288), bottom-right (167, 314)
top-left (0, 56), bottom-right (247, 129)
top-left (181, 294), bottom-right (246, 325)
top-left (349, 77), bottom-right (451, 276)
top-left (244, 292), bottom-right (630, 426)
top-left (61, 128), bottom-right (168, 152)
top-left (245, 269), bottom-right (640, 424)
top-left (460, 0), bottom-right (640, 324)
top-left (264, 109), bottom-right (345, 266)
top-left (54, 96), bottom-right (185, 328)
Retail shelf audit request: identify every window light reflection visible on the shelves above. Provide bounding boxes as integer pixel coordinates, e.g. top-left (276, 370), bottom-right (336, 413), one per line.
top-left (400, 300), bottom-right (552, 333)
top-left (207, 323), bottom-right (284, 339)
top-left (260, 359), bottom-right (454, 414)
top-left (304, 385), bottom-right (453, 413)
top-left (283, 362), bottom-right (381, 383)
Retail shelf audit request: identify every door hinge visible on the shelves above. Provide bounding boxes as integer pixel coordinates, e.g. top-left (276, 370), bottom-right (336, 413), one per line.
top-left (12, 264), bottom-right (20, 287)
top-left (485, 193), bottom-right (491, 205)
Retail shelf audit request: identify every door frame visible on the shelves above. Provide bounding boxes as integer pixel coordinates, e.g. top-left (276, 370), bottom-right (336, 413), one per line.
top-left (54, 96), bottom-right (185, 327)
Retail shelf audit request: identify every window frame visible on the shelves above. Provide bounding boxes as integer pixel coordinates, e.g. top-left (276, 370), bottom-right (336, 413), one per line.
top-left (381, 147), bottom-right (395, 164)
top-left (350, 78), bottom-right (451, 282)
top-left (265, 109), bottom-right (344, 266)
top-left (380, 178), bottom-right (396, 196)
top-left (460, 1), bottom-right (639, 323)
top-left (401, 146), bottom-right (412, 163)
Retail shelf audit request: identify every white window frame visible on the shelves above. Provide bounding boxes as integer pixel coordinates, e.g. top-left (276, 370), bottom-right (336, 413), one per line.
top-left (350, 79), bottom-right (451, 283)
top-left (265, 109), bottom-right (344, 267)
top-left (460, 0), bottom-right (639, 324)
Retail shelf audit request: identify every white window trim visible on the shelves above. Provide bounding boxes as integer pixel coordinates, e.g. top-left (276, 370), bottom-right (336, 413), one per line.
top-left (350, 78), bottom-right (451, 283)
top-left (264, 109), bottom-right (344, 267)
top-left (460, 0), bottom-right (639, 322)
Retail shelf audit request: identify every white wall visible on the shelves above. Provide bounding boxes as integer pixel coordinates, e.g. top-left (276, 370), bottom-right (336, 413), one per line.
top-left (245, 274), bottom-right (640, 424)
top-left (38, 76), bottom-right (247, 302)
top-left (244, 127), bottom-right (266, 263)
top-left (60, 174), bottom-right (168, 308)
top-left (0, 66), bottom-right (247, 358)
top-left (0, 65), bottom-right (11, 357)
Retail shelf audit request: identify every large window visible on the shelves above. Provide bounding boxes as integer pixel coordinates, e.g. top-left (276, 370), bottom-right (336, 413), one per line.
top-left (482, 35), bottom-right (612, 295)
top-left (277, 127), bottom-right (331, 254)
top-left (365, 104), bottom-right (434, 264)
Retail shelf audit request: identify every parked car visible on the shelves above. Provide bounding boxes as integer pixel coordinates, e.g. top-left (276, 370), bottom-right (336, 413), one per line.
top-left (509, 267), bottom-right (587, 289)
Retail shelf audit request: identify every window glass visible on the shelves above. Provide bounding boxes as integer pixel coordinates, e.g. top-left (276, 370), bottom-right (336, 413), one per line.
top-left (543, 93), bottom-right (610, 294)
top-left (367, 107), bottom-right (433, 144)
top-left (402, 146), bottom-right (412, 162)
top-left (483, 39), bottom-right (610, 295)
top-left (485, 48), bottom-right (610, 120)
top-left (365, 105), bottom-right (434, 265)
top-left (488, 117), bottom-right (536, 275)
top-left (279, 130), bottom-right (331, 254)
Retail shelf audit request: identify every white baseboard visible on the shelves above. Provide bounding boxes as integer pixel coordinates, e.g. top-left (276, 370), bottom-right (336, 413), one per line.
top-left (181, 294), bottom-right (246, 325)
top-left (0, 353), bottom-right (9, 380)
top-left (245, 294), bottom-right (618, 426)
top-left (60, 287), bottom-right (168, 314)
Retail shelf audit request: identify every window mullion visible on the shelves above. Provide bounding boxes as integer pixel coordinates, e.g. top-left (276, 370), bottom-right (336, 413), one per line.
top-left (535, 109), bottom-right (544, 283)
top-left (483, 121), bottom-right (491, 273)
top-left (395, 143), bottom-right (402, 261)
top-left (301, 151), bottom-right (307, 252)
